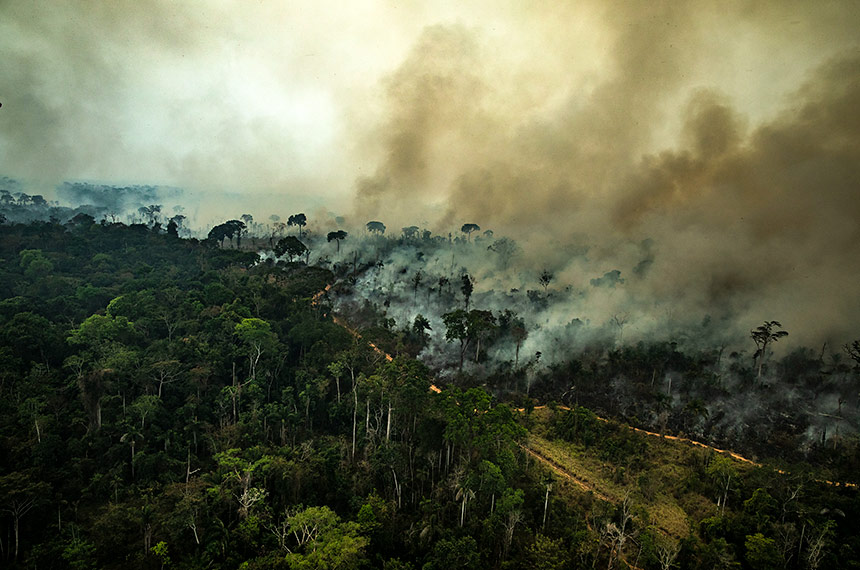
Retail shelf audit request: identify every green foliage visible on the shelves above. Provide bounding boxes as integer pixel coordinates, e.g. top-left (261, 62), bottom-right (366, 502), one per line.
top-left (150, 540), bottom-right (171, 567)
top-left (0, 220), bottom-right (857, 570)
top-left (744, 533), bottom-right (780, 570)
top-left (62, 531), bottom-right (98, 570)
top-left (68, 313), bottom-right (138, 350)
top-left (275, 236), bottom-right (308, 262)
top-left (525, 534), bottom-right (567, 570)
top-left (423, 536), bottom-right (480, 570)
top-left (282, 506), bottom-right (369, 570)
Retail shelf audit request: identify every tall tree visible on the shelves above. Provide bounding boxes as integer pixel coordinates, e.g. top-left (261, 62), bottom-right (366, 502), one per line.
top-left (488, 237), bottom-right (518, 269)
top-left (366, 220), bottom-right (386, 235)
top-left (751, 321), bottom-right (788, 379)
top-left (460, 223), bottom-right (480, 240)
top-left (461, 273), bottom-right (474, 310)
top-left (234, 318), bottom-right (278, 383)
top-left (288, 213), bottom-right (307, 238)
top-left (327, 230), bottom-right (348, 253)
top-left (275, 236), bottom-right (308, 262)
top-left (207, 219), bottom-right (246, 248)
top-left (0, 471), bottom-right (49, 562)
top-left (443, 310), bottom-right (471, 372)
top-left (539, 269), bottom-right (553, 292)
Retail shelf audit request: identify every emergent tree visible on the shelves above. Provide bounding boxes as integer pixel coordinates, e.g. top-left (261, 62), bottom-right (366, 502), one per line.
top-left (327, 230), bottom-right (348, 253)
top-left (751, 321), bottom-right (788, 379)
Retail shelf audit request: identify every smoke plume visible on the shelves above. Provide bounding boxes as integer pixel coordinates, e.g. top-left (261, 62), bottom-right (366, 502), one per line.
top-left (2, 0), bottom-right (859, 344)
top-left (349, 2), bottom-right (860, 346)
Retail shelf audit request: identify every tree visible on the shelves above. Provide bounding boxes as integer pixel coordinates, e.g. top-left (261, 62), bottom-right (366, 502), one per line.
top-left (240, 213), bottom-right (254, 242)
top-left (132, 394), bottom-right (161, 430)
top-left (207, 219), bottom-right (246, 248)
top-left (805, 520), bottom-right (835, 570)
top-left (656, 537), bottom-right (681, 570)
top-left (119, 416), bottom-right (147, 479)
top-left (443, 310), bottom-right (471, 372)
top-left (488, 238), bottom-right (518, 269)
top-left (401, 226), bottom-right (419, 239)
top-left (366, 220), bottom-right (386, 235)
top-left (278, 506), bottom-right (369, 569)
top-left (166, 214), bottom-right (185, 238)
top-left (612, 313), bottom-right (629, 345)
top-left (706, 455), bottom-right (737, 515)
top-left (744, 533), bottom-right (780, 570)
top-left (468, 310), bottom-right (496, 363)
top-left (275, 236), bottom-right (308, 262)
top-left (235, 318), bottom-right (278, 383)
top-left (412, 314), bottom-right (431, 338)
top-left (213, 449), bottom-right (269, 519)
top-left (438, 276), bottom-right (449, 298)
top-left (327, 230), bottom-right (348, 253)
top-left (138, 204), bottom-right (162, 226)
top-left (288, 213), bottom-right (307, 238)
top-left (460, 223), bottom-right (480, 240)
top-left (149, 359), bottom-right (182, 398)
top-left (751, 321), bottom-right (788, 379)
top-left (273, 221), bottom-right (287, 238)
top-left (423, 536), bottom-right (480, 570)
top-left (461, 273), bottom-right (474, 309)
top-left (0, 471), bottom-right (49, 561)
top-left (525, 534), bottom-right (567, 570)
top-left (843, 340), bottom-right (860, 366)
top-left (603, 493), bottom-right (633, 570)
top-left (411, 270), bottom-right (423, 300)
top-left (539, 269), bottom-right (553, 292)
top-left (150, 541), bottom-right (171, 569)
top-left (497, 488), bottom-right (525, 561)
top-left (442, 310), bottom-right (497, 370)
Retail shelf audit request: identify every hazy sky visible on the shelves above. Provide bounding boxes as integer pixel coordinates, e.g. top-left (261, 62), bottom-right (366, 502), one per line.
top-left (2, 1), bottom-right (859, 343)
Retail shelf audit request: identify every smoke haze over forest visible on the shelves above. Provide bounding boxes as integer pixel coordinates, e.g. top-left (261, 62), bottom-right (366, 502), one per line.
top-left (2, 0), bottom-right (859, 346)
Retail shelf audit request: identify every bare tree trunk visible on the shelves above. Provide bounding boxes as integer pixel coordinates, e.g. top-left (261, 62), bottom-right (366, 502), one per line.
top-left (13, 515), bottom-right (19, 561)
top-left (190, 520), bottom-right (200, 545)
top-left (386, 401), bottom-right (392, 441)
top-left (352, 386), bottom-right (358, 459)
top-left (542, 484), bottom-right (552, 530)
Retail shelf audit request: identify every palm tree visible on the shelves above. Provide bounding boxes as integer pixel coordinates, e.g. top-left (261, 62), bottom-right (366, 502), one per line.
top-left (120, 423), bottom-right (144, 480)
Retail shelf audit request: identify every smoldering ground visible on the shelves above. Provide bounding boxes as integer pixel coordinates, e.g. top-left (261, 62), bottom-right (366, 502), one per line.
top-left (327, 232), bottom-right (859, 454)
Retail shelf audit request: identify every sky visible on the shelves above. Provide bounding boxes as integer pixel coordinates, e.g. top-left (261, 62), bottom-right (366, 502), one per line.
top-left (1, 0), bottom-right (859, 345)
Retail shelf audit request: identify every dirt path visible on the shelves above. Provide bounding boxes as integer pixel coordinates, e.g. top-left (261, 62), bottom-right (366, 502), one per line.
top-left (520, 443), bottom-right (614, 502)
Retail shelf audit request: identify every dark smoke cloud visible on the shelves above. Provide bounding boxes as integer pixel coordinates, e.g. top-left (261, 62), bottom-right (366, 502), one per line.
top-left (349, 2), bottom-right (860, 346)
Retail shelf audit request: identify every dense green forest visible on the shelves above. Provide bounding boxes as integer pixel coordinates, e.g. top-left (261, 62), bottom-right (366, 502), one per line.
top-left (1, 217), bottom-right (858, 569)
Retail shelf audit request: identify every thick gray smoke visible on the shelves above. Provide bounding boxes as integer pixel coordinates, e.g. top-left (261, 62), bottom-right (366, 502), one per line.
top-left (350, 4), bottom-right (860, 348)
